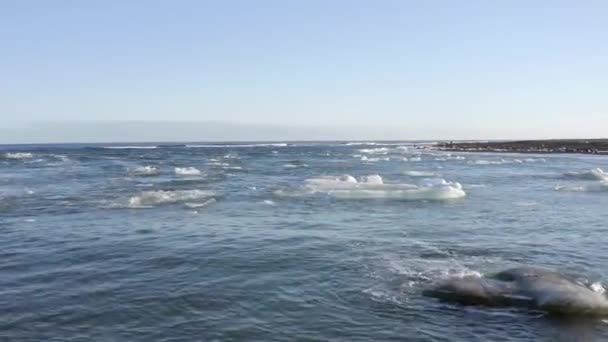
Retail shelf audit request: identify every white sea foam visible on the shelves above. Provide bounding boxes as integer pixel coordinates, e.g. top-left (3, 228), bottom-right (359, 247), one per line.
top-left (404, 171), bottom-right (437, 177)
top-left (555, 182), bottom-right (608, 192)
top-left (302, 174), bottom-right (465, 200)
top-left (50, 154), bottom-right (70, 162)
top-left (471, 159), bottom-right (505, 165)
top-left (513, 201), bottom-right (539, 206)
top-left (130, 166), bottom-right (160, 176)
top-left (263, 199), bottom-right (276, 206)
top-left (525, 158), bottom-right (546, 163)
top-left (187, 143), bottom-right (287, 148)
top-left (128, 189), bottom-right (215, 208)
top-left (360, 174), bottom-right (384, 184)
top-left (103, 146), bottom-right (157, 149)
top-left (557, 168), bottom-right (608, 192)
top-left (208, 162), bottom-right (230, 167)
top-left (5, 152), bottom-right (33, 159)
top-left (409, 157), bottom-right (422, 162)
top-left (284, 161), bottom-right (308, 168)
top-left (591, 281), bottom-right (606, 295)
top-left (564, 168), bottom-right (608, 181)
top-left (175, 167), bottom-right (202, 176)
top-left (184, 198), bottom-right (217, 208)
top-left (359, 147), bottom-right (390, 155)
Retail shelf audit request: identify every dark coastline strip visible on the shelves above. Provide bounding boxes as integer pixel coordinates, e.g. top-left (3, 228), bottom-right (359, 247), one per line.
top-left (435, 139), bottom-right (608, 155)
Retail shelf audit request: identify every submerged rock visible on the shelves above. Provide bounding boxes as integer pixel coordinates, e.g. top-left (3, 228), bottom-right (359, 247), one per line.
top-left (424, 267), bottom-right (608, 316)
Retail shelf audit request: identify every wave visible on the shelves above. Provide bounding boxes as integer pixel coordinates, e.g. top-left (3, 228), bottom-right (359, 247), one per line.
top-left (284, 160), bottom-right (308, 168)
top-left (130, 166), bottom-right (160, 176)
top-left (4, 152), bottom-right (33, 159)
top-left (557, 168), bottom-right (608, 192)
top-left (404, 170), bottom-right (438, 177)
top-left (470, 158), bottom-right (546, 166)
top-left (128, 189), bottom-right (216, 208)
top-left (184, 198), bottom-right (217, 208)
top-left (359, 147), bottom-right (390, 155)
top-left (156, 144), bottom-right (187, 148)
top-left (263, 199), bottom-right (276, 206)
top-left (186, 143), bottom-right (288, 148)
top-left (207, 162), bottom-right (230, 167)
top-left (470, 159), bottom-right (507, 165)
top-left (563, 168), bottom-right (608, 181)
top-left (174, 167), bottom-right (202, 176)
top-left (301, 174), bottom-right (465, 200)
top-left (102, 146), bottom-right (157, 149)
top-left (360, 156), bottom-right (390, 162)
top-left (555, 182), bottom-right (608, 192)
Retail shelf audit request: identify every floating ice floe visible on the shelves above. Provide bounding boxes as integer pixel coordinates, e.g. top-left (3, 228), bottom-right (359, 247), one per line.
top-left (130, 166), bottom-right (160, 176)
top-left (174, 167), bottom-right (202, 176)
top-left (300, 174), bottom-right (465, 200)
top-left (128, 189), bottom-right (216, 208)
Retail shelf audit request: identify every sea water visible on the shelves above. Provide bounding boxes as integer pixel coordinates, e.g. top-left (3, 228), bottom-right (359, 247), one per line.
top-left (1, 142), bottom-right (608, 341)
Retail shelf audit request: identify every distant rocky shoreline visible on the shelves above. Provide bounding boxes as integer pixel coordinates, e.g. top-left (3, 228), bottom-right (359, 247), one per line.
top-left (436, 139), bottom-right (608, 155)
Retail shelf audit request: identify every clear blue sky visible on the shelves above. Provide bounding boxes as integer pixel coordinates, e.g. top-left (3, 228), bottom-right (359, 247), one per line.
top-left (1, 0), bottom-right (607, 141)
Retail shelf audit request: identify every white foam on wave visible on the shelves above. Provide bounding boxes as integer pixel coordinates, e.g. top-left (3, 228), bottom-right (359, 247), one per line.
top-left (359, 147), bottom-right (390, 155)
top-left (103, 146), bottom-right (157, 149)
top-left (263, 199), bottom-right (276, 206)
top-left (207, 162), bottom-right (230, 167)
top-left (284, 160), bottom-right (308, 168)
top-left (564, 168), bottom-right (608, 181)
top-left (371, 252), bottom-right (484, 294)
top-left (591, 281), bottom-right (606, 295)
top-left (184, 198), bottom-right (217, 208)
top-left (471, 159), bottom-right (505, 165)
top-left (130, 166), bottom-right (160, 176)
top-left (557, 168), bottom-right (608, 192)
top-left (513, 201), bottom-right (539, 207)
top-left (346, 142), bottom-right (379, 146)
top-left (187, 143), bottom-right (287, 148)
top-left (409, 157), bottom-right (422, 162)
top-left (128, 189), bottom-right (215, 208)
top-left (5, 152), bottom-right (33, 159)
top-left (175, 167), bottom-right (202, 176)
top-left (302, 174), bottom-right (466, 200)
top-left (50, 154), bottom-right (70, 162)
top-left (555, 182), bottom-right (608, 192)
top-left (404, 170), bottom-right (438, 177)
top-left (525, 158), bottom-right (546, 163)
top-left (361, 156), bottom-right (390, 162)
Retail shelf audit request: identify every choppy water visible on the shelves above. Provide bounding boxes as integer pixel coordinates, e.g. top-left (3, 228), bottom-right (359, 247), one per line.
top-left (1, 142), bottom-right (608, 341)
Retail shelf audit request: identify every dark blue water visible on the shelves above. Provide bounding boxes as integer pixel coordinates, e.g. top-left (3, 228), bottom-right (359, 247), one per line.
top-left (1, 142), bottom-right (608, 341)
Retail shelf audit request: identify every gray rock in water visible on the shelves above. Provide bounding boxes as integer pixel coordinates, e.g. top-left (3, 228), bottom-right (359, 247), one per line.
top-left (424, 267), bottom-right (608, 315)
